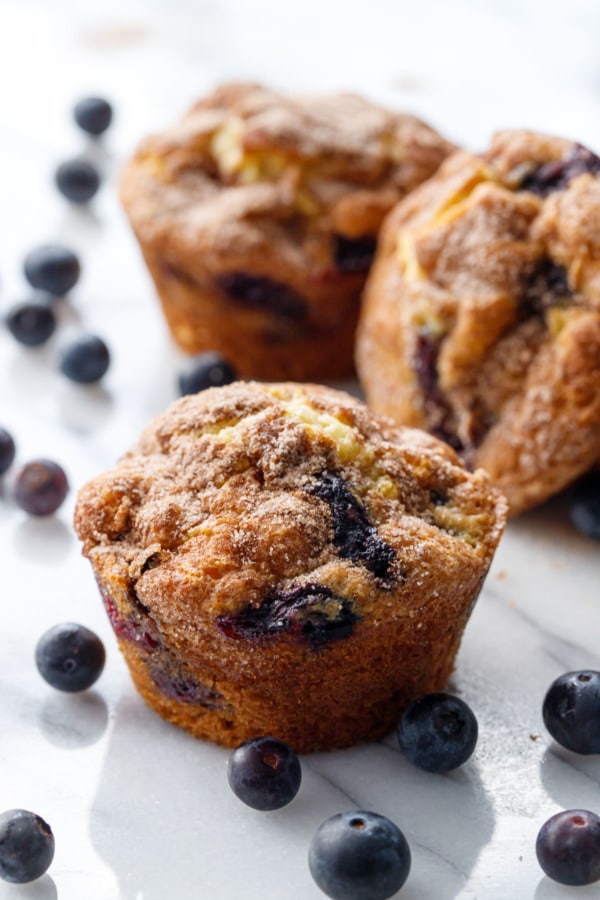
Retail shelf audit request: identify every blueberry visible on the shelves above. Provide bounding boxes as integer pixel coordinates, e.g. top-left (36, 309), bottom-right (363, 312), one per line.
top-left (216, 272), bottom-right (308, 323)
top-left (13, 459), bottom-right (69, 516)
top-left (542, 670), bottom-right (600, 754)
top-left (35, 622), bottom-right (105, 692)
top-left (521, 143), bottom-right (600, 196)
top-left (0, 809), bottom-right (55, 884)
top-left (308, 810), bottom-right (411, 900)
top-left (55, 158), bottom-right (101, 204)
top-left (413, 331), bottom-right (464, 453)
top-left (217, 582), bottom-right (358, 647)
top-left (60, 333), bottom-right (110, 384)
top-left (5, 300), bottom-right (56, 346)
top-left (227, 736), bottom-right (302, 810)
top-left (536, 809), bottom-right (600, 886)
top-left (178, 351), bottom-right (236, 396)
top-left (333, 234), bottom-right (377, 273)
top-left (0, 428), bottom-right (16, 475)
top-left (24, 244), bottom-right (81, 296)
top-left (522, 259), bottom-right (571, 316)
top-left (73, 96), bottom-right (113, 136)
top-left (305, 472), bottom-right (396, 583)
top-left (570, 474), bottom-right (600, 541)
top-left (397, 692), bottom-right (478, 773)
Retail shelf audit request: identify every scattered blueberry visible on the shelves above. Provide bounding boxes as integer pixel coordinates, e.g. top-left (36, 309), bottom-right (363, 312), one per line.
top-left (570, 474), bottom-right (600, 541)
top-left (13, 459), bottom-right (69, 516)
top-left (35, 622), bottom-right (105, 692)
top-left (308, 810), bottom-right (411, 900)
top-left (227, 736), bottom-right (302, 810)
top-left (73, 96), bottom-right (113, 136)
top-left (397, 692), bottom-right (478, 773)
top-left (59, 333), bottom-right (110, 384)
top-left (0, 428), bottom-right (16, 475)
top-left (217, 582), bottom-right (358, 647)
top-left (55, 158), bottom-right (101, 204)
top-left (5, 299), bottom-right (56, 346)
top-left (542, 670), bottom-right (600, 754)
top-left (24, 244), bottom-right (81, 296)
top-left (0, 809), bottom-right (55, 884)
top-left (178, 351), bottom-right (236, 396)
top-left (536, 809), bottom-right (600, 886)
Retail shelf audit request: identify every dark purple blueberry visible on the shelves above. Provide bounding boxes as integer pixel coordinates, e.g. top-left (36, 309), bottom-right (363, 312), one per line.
top-left (60, 333), bottom-right (110, 383)
top-left (5, 300), bottom-right (56, 346)
top-left (542, 670), bottom-right (600, 754)
top-left (536, 809), bottom-right (600, 886)
top-left (178, 351), bottom-right (236, 396)
top-left (308, 810), bottom-right (411, 900)
top-left (521, 143), bottom-right (600, 196)
top-left (55, 158), bottom-right (101, 204)
top-left (333, 234), bottom-right (377, 273)
top-left (0, 809), bottom-right (55, 884)
top-left (217, 582), bottom-right (358, 647)
top-left (228, 736), bottom-right (302, 810)
top-left (570, 474), bottom-right (600, 541)
top-left (146, 657), bottom-right (223, 709)
top-left (413, 331), bottom-right (464, 453)
top-left (305, 472), bottom-right (396, 583)
top-left (73, 96), bottom-right (113, 136)
top-left (521, 259), bottom-right (571, 316)
top-left (35, 622), bottom-right (105, 692)
top-left (23, 244), bottom-right (80, 296)
top-left (216, 272), bottom-right (308, 322)
top-left (0, 428), bottom-right (16, 475)
top-left (397, 692), bottom-right (478, 773)
top-left (13, 459), bottom-right (69, 516)
top-left (101, 591), bottom-right (160, 654)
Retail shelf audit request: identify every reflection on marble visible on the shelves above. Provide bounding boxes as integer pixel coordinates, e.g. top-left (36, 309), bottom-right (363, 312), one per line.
top-left (1, 1), bottom-right (600, 898)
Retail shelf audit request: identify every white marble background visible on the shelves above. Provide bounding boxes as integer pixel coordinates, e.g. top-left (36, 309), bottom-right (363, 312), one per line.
top-left (1, 1), bottom-right (600, 898)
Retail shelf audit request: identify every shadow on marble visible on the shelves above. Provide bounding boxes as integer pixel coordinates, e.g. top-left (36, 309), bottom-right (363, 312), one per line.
top-left (0, 874), bottom-right (57, 900)
top-left (38, 689), bottom-right (109, 749)
top-left (539, 744), bottom-right (600, 812)
top-left (12, 516), bottom-right (73, 564)
top-left (55, 380), bottom-right (113, 435)
top-left (535, 875), bottom-right (600, 898)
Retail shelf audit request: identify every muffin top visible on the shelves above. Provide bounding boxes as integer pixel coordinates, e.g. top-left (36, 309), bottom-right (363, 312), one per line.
top-left (120, 82), bottom-right (454, 277)
top-left (75, 382), bottom-right (506, 650)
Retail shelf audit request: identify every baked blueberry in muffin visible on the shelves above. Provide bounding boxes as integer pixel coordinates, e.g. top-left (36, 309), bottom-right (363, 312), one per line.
top-left (120, 83), bottom-right (454, 380)
top-left (356, 130), bottom-right (600, 515)
top-left (74, 382), bottom-right (505, 752)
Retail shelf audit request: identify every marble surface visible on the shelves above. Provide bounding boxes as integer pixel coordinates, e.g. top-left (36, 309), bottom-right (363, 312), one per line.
top-left (1, 1), bottom-right (600, 897)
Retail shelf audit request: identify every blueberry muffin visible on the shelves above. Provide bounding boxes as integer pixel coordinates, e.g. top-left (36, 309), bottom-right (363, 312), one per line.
top-left (74, 382), bottom-right (505, 752)
top-left (356, 130), bottom-right (600, 515)
top-left (120, 83), bottom-right (454, 380)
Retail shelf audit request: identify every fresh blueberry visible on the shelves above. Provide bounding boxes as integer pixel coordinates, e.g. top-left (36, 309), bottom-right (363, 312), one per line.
top-left (73, 96), bottom-right (113, 136)
top-left (308, 810), bottom-right (411, 900)
top-left (35, 622), bottom-right (105, 692)
top-left (542, 670), bottom-right (600, 754)
top-left (5, 300), bottom-right (56, 346)
top-left (13, 459), bottom-right (69, 516)
top-left (0, 428), bottom-right (16, 475)
top-left (0, 809), bottom-right (55, 884)
top-left (178, 351), bottom-right (236, 396)
top-left (536, 809), bottom-right (600, 886)
top-left (59, 333), bottom-right (110, 383)
top-left (24, 244), bottom-right (81, 296)
top-left (570, 474), bottom-right (600, 541)
top-left (227, 736), bottom-right (302, 810)
top-left (55, 158), bottom-right (101, 204)
top-left (397, 692), bottom-right (478, 773)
